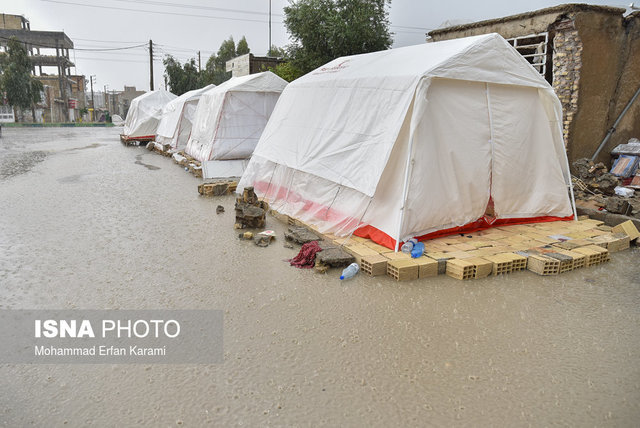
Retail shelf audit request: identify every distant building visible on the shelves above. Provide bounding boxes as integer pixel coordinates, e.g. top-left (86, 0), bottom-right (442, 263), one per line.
top-left (428, 4), bottom-right (640, 165)
top-left (110, 86), bottom-right (146, 118)
top-left (226, 53), bottom-right (284, 78)
top-left (0, 13), bottom-right (79, 122)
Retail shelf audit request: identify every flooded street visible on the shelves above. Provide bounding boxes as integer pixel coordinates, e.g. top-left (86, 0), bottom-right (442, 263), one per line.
top-left (1, 127), bottom-right (639, 426)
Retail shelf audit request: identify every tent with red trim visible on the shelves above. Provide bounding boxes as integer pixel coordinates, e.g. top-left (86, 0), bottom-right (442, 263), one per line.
top-left (184, 71), bottom-right (288, 162)
top-left (238, 34), bottom-right (577, 250)
top-left (123, 90), bottom-right (177, 139)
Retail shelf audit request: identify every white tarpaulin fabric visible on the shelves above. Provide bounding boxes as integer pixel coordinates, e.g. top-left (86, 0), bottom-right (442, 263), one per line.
top-left (239, 34), bottom-right (575, 248)
top-left (123, 90), bottom-right (177, 138)
top-left (155, 85), bottom-right (215, 149)
top-left (185, 71), bottom-right (288, 162)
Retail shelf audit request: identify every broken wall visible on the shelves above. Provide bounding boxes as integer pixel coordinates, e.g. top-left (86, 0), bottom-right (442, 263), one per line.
top-left (573, 11), bottom-right (640, 164)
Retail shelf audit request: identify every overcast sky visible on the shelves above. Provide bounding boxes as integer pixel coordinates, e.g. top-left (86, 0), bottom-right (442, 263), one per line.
top-left (5, 0), bottom-right (631, 92)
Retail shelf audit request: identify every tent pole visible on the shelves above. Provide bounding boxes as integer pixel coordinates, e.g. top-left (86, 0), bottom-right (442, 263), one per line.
top-left (395, 134), bottom-right (416, 252)
top-left (565, 154), bottom-right (578, 221)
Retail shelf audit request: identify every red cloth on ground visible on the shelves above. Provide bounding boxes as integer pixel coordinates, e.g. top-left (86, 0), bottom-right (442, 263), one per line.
top-left (289, 241), bottom-right (323, 269)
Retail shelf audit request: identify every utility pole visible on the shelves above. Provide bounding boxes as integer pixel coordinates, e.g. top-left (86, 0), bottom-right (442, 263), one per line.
top-left (104, 85), bottom-right (108, 113)
top-left (198, 51), bottom-right (201, 72)
top-left (269, 0), bottom-right (272, 56)
top-left (149, 39), bottom-right (154, 91)
top-left (90, 75), bottom-right (95, 122)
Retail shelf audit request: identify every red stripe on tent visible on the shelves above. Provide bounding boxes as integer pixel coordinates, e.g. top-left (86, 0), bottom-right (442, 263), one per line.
top-left (123, 134), bottom-right (155, 141)
top-left (354, 215), bottom-right (575, 250)
top-left (252, 179), bottom-right (573, 250)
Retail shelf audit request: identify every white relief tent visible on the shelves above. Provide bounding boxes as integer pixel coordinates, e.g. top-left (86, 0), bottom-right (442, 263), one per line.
top-left (123, 90), bottom-right (177, 139)
top-left (155, 84), bottom-right (215, 150)
top-left (185, 71), bottom-right (288, 162)
top-left (238, 33), bottom-right (577, 250)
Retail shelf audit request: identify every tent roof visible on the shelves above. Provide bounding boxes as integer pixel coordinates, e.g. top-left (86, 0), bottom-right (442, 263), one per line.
top-left (202, 71), bottom-right (288, 96)
top-left (252, 34), bottom-right (554, 197)
top-left (124, 89), bottom-right (176, 137)
top-left (156, 85), bottom-right (214, 139)
top-left (131, 89), bottom-right (176, 105)
top-left (293, 33), bottom-right (548, 90)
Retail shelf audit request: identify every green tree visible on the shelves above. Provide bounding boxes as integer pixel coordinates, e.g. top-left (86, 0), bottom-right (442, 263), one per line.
top-left (0, 37), bottom-right (43, 121)
top-left (201, 36), bottom-right (252, 86)
top-left (270, 61), bottom-right (303, 82)
top-left (211, 36), bottom-right (236, 84)
top-left (163, 55), bottom-right (201, 95)
top-left (267, 45), bottom-right (286, 57)
top-left (283, 0), bottom-right (392, 75)
top-left (236, 36), bottom-right (250, 55)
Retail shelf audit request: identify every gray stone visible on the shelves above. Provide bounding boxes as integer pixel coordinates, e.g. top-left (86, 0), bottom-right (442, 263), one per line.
top-left (284, 227), bottom-right (321, 245)
top-left (605, 197), bottom-right (631, 215)
top-left (576, 206), bottom-right (606, 221)
top-left (595, 173), bottom-right (620, 195)
top-left (316, 247), bottom-right (354, 268)
top-left (572, 158), bottom-right (594, 179)
top-left (253, 235), bottom-right (271, 247)
top-left (604, 213), bottom-right (640, 231)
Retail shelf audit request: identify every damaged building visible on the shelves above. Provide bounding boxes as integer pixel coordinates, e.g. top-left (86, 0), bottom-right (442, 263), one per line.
top-left (0, 13), bottom-right (81, 122)
top-left (428, 3), bottom-right (640, 166)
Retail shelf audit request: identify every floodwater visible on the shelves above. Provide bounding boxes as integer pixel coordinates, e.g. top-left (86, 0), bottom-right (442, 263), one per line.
top-left (1, 127), bottom-right (639, 426)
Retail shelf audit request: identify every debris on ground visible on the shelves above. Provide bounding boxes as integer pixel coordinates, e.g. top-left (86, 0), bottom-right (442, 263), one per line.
top-left (216, 205), bottom-right (225, 214)
top-left (198, 181), bottom-right (238, 197)
top-left (315, 241), bottom-right (355, 268)
top-left (289, 241), bottom-right (323, 268)
top-left (254, 230), bottom-right (276, 247)
top-left (605, 196), bottom-right (632, 215)
top-left (235, 187), bottom-right (267, 229)
top-left (314, 260), bottom-right (329, 273)
top-left (284, 226), bottom-right (322, 245)
top-left (572, 150), bottom-right (640, 219)
top-left (238, 231), bottom-right (253, 240)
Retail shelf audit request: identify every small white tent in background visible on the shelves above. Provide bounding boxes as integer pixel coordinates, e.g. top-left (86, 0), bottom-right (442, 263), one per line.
top-left (111, 114), bottom-right (124, 126)
top-left (185, 71), bottom-right (288, 162)
top-left (123, 90), bottom-right (177, 139)
top-left (238, 33), bottom-right (577, 250)
top-left (155, 84), bottom-right (215, 150)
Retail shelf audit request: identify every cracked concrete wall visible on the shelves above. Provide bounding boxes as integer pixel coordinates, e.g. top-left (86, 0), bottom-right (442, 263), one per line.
top-left (572, 12), bottom-right (640, 164)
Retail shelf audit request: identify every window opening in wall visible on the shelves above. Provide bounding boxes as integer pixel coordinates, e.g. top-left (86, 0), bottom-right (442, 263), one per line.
top-left (507, 32), bottom-right (552, 83)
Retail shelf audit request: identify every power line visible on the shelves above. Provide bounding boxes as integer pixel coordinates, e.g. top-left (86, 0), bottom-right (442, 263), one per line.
top-left (41, 0), bottom-right (281, 24)
top-left (72, 37), bottom-right (147, 44)
top-left (0, 35), bottom-right (147, 51)
top-left (110, 0), bottom-right (284, 18)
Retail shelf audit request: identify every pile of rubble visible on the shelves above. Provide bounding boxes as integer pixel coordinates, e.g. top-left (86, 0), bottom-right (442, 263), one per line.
top-left (572, 157), bottom-right (640, 218)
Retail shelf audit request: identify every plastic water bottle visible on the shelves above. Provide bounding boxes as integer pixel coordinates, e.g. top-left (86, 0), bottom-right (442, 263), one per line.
top-left (401, 238), bottom-right (418, 254)
top-left (340, 263), bottom-right (360, 280)
top-left (411, 241), bottom-right (425, 258)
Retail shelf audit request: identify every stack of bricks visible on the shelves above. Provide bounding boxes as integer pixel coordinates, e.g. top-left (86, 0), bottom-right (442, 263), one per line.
top-left (282, 214), bottom-right (638, 282)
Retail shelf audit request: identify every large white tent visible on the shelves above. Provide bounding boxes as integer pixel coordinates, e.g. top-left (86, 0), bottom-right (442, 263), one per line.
top-left (155, 85), bottom-right (215, 150)
top-left (185, 71), bottom-right (288, 162)
top-left (123, 90), bottom-right (177, 139)
top-left (238, 33), bottom-right (577, 250)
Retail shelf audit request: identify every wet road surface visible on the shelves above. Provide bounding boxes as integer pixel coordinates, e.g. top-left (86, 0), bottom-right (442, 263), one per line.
top-left (0, 127), bottom-right (639, 426)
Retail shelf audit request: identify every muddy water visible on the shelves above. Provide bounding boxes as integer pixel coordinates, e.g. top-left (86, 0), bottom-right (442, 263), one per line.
top-left (0, 127), bottom-right (639, 426)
